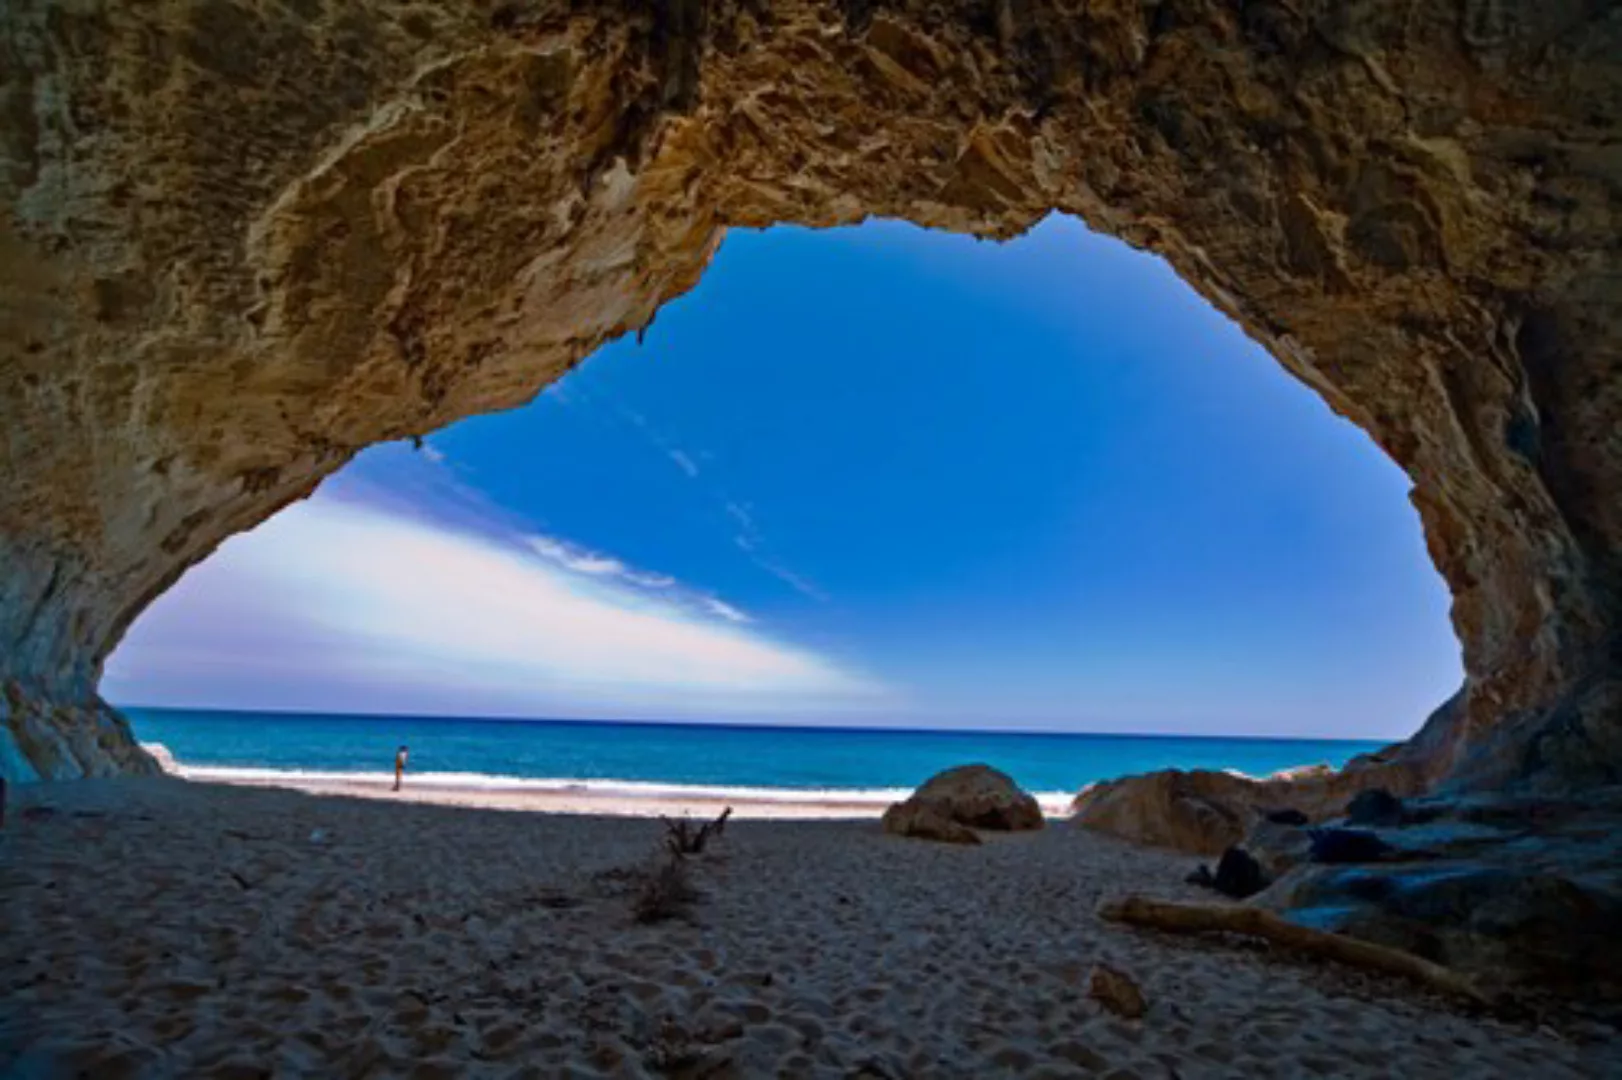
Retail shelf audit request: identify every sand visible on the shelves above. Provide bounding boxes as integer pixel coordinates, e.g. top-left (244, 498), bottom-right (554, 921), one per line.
top-left (167, 766), bottom-right (946, 821)
top-left (147, 743), bottom-right (1077, 822)
top-left (1, 778), bottom-right (1615, 1078)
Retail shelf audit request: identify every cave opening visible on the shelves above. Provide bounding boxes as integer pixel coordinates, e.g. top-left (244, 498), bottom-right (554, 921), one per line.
top-left (102, 215), bottom-right (1461, 789)
top-left (2, 3), bottom-right (1615, 798)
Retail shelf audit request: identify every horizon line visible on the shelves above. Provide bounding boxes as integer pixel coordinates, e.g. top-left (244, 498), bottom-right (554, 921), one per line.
top-left (118, 701), bottom-right (1399, 746)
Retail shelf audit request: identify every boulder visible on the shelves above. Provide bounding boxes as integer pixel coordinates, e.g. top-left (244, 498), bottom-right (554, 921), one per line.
top-left (1071, 770), bottom-right (1251, 856)
top-left (1242, 818), bottom-right (1315, 879)
top-left (1071, 763), bottom-right (1426, 856)
top-left (1255, 790), bottom-right (1622, 995)
top-left (1307, 828), bottom-right (1398, 865)
top-left (1213, 847), bottom-right (1270, 899)
top-left (1346, 788), bottom-right (1406, 827)
top-left (1186, 846), bottom-right (1272, 899)
top-left (1268, 860), bottom-right (1622, 993)
top-left (879, 799), bottom-right (981, 846)
top-left (881, 764), bottom-right (1042, 842)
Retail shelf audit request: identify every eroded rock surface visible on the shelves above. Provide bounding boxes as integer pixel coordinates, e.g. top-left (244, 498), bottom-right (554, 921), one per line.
top-left (1, 1), bottom-right (1618, 789)
top-left (879, 799), bottom-right (982, 846)
top-left (0, 683), bottom-right (157, 782)
top-left (1071, 757), bottom-right (1425, 855)
top-left (1256, 788), bottom-right (1622, 996)
top-left (883, 764), bottom-right (1043, 841)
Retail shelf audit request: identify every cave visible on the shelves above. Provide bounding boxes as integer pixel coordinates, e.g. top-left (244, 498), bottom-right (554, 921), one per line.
top-left (2, 2), bottom-right (1618, 802)
top-left (4, 0), bottom-right (1622, 1014)
top-left (0, 2), bottom-right (1615, 791)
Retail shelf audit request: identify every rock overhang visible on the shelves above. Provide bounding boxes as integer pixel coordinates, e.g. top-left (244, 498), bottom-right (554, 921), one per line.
top-left (0, 0), bottom-right (1617, 789)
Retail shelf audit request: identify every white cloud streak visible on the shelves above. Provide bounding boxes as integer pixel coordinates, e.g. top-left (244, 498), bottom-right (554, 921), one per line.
top-left (751, 558), bottom-right (830, 603)
top-left (703, 598), bottom-right (752, 624)
top-left (527, 535), bottom-right (701, 597)
top-left (107, 497), bottom-right (882, 715)
top-left (552, 388), bottom-right (829, 603)
top-left (668, 449), bottom-right (700, 477)
top-left (527, 535), bottom-right (630, 578)
top-left (725, 500), bottom-right (827, 600)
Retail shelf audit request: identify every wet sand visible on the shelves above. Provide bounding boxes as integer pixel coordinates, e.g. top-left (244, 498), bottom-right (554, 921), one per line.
top-left (150, 742), bottom-right (1075, 821)
top-left (177, 768), bottom-right (939, 821)
top-left (1, 777), bottom-right (1613, 1078)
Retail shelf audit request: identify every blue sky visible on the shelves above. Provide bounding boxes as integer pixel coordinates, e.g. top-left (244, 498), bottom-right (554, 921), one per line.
top-left (105, 216), bottom-right (1462, 740)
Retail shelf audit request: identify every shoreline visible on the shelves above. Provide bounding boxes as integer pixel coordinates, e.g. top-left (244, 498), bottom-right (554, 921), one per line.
top-left (146, 747), bottom-right (1077, 820)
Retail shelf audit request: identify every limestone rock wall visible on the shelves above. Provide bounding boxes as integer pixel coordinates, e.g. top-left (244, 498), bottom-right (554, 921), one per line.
top-left (0, 683), bottom-right (158, 781)
top-left (2, 1), bottom-right (1617, 787)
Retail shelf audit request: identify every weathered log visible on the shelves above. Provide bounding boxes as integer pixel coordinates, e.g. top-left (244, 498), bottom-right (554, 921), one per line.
top-left (1096, 894), bottom-right (1492, 1006)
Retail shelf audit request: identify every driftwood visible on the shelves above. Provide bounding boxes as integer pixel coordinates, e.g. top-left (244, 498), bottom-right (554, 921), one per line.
top-left (661, 806), bottom-right (733, 856)
top-left (632, 855), bottom-right (699, 923)
top-left (1097, 894), bottom-right (1492, 1006)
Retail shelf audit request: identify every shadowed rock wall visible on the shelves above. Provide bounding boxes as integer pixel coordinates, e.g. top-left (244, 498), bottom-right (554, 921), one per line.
top-left (2, 1), bottom-right (1617, 786)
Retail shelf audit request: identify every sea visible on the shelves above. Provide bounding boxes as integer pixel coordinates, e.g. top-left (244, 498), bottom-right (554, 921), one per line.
top-left (125, 706), bottom-right (1387, 807)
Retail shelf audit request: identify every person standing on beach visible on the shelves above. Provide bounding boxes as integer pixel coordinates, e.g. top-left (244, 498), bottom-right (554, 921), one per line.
top-left (393, 745), bottom-right (409, 792)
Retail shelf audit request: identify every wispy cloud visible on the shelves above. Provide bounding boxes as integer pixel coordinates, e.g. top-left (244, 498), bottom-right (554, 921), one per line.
top-left (549, 387), bottom-right (829, 603)
top-left (725, 501), bottom-right (827, 601)
top-left (611, 404), bottom-right (698, 476)
top-left (528, 532), bottom-right (743, 614)
top-left (668, 449), bottom-right (700, 478)
top-left (725, 500), bottom-right (757, 534)
top-left (703, 597), bottom-right (752, 624)
top-left (527, 535), bottom-right (631, 578)
top-left (751, 558), bottom-right (829, 602)
top-left (106, 496), bottom-right (883, 717)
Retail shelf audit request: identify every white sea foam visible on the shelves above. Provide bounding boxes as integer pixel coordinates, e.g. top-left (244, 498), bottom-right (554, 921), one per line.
top-left (148, 746), bottom-right (1075, 813)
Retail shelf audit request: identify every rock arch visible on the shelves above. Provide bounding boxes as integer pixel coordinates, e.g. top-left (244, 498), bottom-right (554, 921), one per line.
top-left (1, 1), bottom-right (1617, 788)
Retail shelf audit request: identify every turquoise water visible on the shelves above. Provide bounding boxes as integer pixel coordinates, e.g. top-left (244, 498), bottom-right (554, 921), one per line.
top-left (126, 706), bottom-right (1387, 799)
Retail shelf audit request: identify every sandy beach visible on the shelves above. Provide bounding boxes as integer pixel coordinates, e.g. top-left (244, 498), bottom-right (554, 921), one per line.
top-left (165, 767), bottom-right (987, 822)
top-left (2, 777), bottom-right (1615, 1078)
top-left (143, 742), bottom-right (1077, 822)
